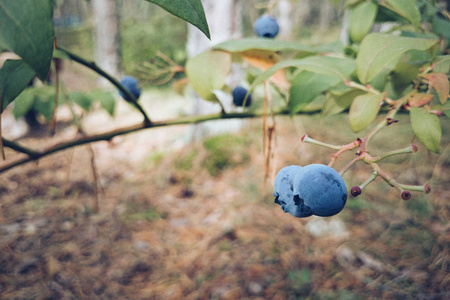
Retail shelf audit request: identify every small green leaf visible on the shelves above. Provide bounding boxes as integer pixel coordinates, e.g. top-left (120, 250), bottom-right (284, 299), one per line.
top-left (0, 0), bottom-right (54, 80)
top-left (432, 102), bottom-right (450, 118)
top-left (391, 62), bottom-right (420, 94)
top-left (289, 71), bottom-right (340, 114)
top-left (384, 0), bottom-right (421, 27)
top-left (185, 50), bottom-right (231, 102)
top-left (12, 88), bottom-right (35, 119)
top-left (349, 93), bottom-right (385, 132)
top-left (213, 38), bottom-right (317, 55)
top-left (322, 88), bottom-right (365, 116)
top-left (33, 87), bottom-right (55, 122)
top-left (145, 0), bottom-right (210, 39)
top-left (410, 107), bottom-right (441, 153)
top-left (95, 91), bottom-right (116, 116)
top-left (433, 56), bottom-right (450, 74)
top-left (349, 1), bottom-right (378, 43)
top-left (69, 92), bottom-right (93, 111)
top-left (0, 59), bottom-right (35, 112)
top-left (250, 56), bottom-right (355, 90)
top-left (356, 33), bottom-right (438, 84)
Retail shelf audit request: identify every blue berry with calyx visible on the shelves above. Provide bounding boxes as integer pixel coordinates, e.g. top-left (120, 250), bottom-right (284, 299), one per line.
top-left (254, 15), bottom-right (279, 38)
top-left (274, 165), bottom-right (312, 218)
top-left (119, 76), bottom-right (141, 101)
top-left (232, 86), bottom-right (252, 107)
top-left (293, 164), bottom-right (347, 217)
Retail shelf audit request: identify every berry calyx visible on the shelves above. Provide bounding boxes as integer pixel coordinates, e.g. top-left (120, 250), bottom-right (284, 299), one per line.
top-left (401, 190), bottom-right (412, 200)
top-left (351, 186), bottom-right (362, 197)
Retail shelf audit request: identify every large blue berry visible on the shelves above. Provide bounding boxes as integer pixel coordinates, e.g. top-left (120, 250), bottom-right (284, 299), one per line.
top-left (274, 165), bottom-right (312, 218)
top-left (293, 164), bottom-right (347, 217)
top-left (232, 86), bottom-right (252, 107)
top-left (254, 15), bottom-right (279, 38)
top-left (119, 76), bottom-right (141, 101)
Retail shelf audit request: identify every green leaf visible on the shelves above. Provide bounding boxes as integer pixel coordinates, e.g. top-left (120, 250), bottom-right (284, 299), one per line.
top-left (322, 88), bottom-right (365, 116)
top-left (391, 62), bottom-right (419, 94)
top-left (69, 92), bottom-right (93, 111)
top-left (0, 59), bottom-right (35, 112)
top-left (410, 107), bottom-right (441, 153)
top-left (289, 71), bottom-right (340, 114)
top-left (432, 102), bottom-right (450, 118)
top-left (145, 0), bottom-right (210, 39)
top-left (356, 33), bottom-right (438, 84)
top-left (213, 38), bottom-right (317, 55)
top-left (95, 91), bottom-right (116, 116)
top-left (349, 92), bottom-right (385, 132)
top-left (250, 56), bottom-right (355, 90)
top-left (185, 50), bottom-right (231, 102)
top-left (349, 1), bottom-right (378, 43)
top-left (433, 56), bottom-right (450, 74)
top-left (0, 0), bottom-right (54, 80)
top-left (12, 88), bottom-right (35, 119)
top-left (383, 0), bottom-right (421, 27)
top-left (32, 87), bottom-right (55, 122)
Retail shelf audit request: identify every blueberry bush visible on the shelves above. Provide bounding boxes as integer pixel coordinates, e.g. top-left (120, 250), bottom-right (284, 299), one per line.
top-left (0, 0), bottom-right (449, 218)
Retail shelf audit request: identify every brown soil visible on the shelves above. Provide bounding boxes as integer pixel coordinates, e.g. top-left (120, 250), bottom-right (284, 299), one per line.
top-left (1, 85), bottom-right (449, 299)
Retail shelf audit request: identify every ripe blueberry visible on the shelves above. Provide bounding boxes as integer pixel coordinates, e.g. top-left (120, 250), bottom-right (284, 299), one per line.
top-left (232, 86), bottom-right (252, 107)
top-left (254, 15), bottom-right (279, 38)
top-left (293, 164), bottom-right (347, 217)
top-left (119, 76), bottom-right (141, 101)
top-left (273, 165), bottom-right (312, 218)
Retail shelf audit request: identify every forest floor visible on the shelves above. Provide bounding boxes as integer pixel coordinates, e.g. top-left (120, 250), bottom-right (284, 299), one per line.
top-left (0, 74), bottom-right (450, 299)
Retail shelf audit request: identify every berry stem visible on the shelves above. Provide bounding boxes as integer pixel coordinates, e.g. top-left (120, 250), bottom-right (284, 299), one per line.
top-left (360, 171), bottom-right (378, 190)
top-left (398, 184), bottom-right (430, 193)
top-left (372, 144), bottom-right (417, 163)
top-left (301, 135), bottom-right (342, 150)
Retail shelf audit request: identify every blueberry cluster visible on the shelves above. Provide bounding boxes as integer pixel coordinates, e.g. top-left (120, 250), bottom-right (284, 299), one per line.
top-left (119, 76), bottom-right (141, 101)
top-left (232, 86), bottom-right (252, 107)
top-left (254, 15), bottom-right (279, 38)
top-left (274, 164), bottom-right (347, 218)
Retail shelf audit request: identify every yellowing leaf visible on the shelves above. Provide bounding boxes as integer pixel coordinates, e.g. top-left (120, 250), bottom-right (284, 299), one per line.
top-left (407, 90), bottom-right (434, 107)
top-left (421, 73), bottom-right (449, 104)
top-left (242, 50), bottom-right (289, 89)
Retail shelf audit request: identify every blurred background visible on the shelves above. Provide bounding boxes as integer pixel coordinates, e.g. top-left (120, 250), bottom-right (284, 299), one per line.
top-left (0, 0), bottom-right (449, 299)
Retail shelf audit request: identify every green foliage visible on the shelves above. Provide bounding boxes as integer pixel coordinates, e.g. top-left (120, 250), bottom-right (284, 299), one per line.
top-left (202, 134), bottom-right (250, 176)
top-left (0, 59), bottom-right (35, 113)
top-left (0, 0), bottom-right (54, 80)
top-left (355, 33), bottom-right (438, 84)
top-left (144, 0), bottom-right (210, 39)
top-left (410, 107), bottom-right (441, 153)
top-left (185, 50), bottom-right (232, 102)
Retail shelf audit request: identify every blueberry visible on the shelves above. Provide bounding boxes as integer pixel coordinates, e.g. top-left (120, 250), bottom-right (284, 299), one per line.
top-left (119, 76), bottom-right (141, 101)
top-left (293, 164), bottom-right (347, 217)
top-left (274, 165), bottom-right (312, 217)
top-left (254, 15), bottom-right (279, 38)
top-left (232, 86), bottom-right (252, 107)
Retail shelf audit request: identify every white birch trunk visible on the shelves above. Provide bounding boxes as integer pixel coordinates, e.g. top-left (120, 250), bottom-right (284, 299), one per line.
top-left (92, 0), bottom-right (121, 86)
top-left (186, 0), bottom-right (243, 139)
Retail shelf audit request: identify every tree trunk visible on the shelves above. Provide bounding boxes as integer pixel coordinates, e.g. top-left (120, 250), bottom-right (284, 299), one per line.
top-left (187, 0), bottom-right (243, 139)
top-left (277, 0), bottom-right (293, 40)
top-left (92, 0), bottom-right (121, 86)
